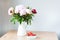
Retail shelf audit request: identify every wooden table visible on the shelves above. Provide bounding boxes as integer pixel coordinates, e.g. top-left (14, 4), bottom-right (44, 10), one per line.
top-left (0, 30), bottom-right (58, 40)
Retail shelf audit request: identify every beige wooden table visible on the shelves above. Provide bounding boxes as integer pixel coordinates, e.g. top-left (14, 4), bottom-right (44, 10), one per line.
top-left (0, 30), bottom-right (58, 40)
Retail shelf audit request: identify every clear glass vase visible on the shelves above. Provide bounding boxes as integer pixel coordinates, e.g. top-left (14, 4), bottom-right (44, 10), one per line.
top-left (17, 22), bottom-right (27, 36)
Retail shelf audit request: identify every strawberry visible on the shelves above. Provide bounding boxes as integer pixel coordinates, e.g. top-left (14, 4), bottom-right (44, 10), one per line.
top-left (32, 34), bottom-right (36, 36)
top-left (27, 32), bottom-right (36, 36)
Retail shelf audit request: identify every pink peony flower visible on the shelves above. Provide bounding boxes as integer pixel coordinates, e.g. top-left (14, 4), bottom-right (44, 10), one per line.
top-left (8, 7), bottom-right (14, 15)
top-left (15, 5), bottom-right (26, 13)
top-left (31, 9), bottom-right (37, 14)
top-left (20, 9), bottom-right (26, 16)
top-left (26, 9), bottom-right (32, 14)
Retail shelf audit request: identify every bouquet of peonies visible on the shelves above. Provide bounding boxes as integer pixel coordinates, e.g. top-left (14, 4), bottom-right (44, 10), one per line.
top-left (8, 5), bottom-right (37, 24)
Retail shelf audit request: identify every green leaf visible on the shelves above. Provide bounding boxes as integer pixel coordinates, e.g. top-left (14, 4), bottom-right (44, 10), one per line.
top-left (10, 13), bottom-right (34, 25)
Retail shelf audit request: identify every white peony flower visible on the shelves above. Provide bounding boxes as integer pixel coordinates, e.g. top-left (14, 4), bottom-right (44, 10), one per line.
top-left (20, 9), bottom-right (26, 16)
top-left (15, 5), bottom-right (26, 13)
top-left (26, 9), bottom-right (32, 14)
top-left (8, 7), bottom-right (14, 15)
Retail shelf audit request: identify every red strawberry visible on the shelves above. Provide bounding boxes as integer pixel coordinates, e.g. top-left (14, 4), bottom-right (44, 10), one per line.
top-left (32, 34), bottom-right (36, 36)
top-left (27, 32), bottom-right (36, 36)
top-left (28, 32), bottom-right (33, 35)
top-left (27, 33), bottom-right (30, 36)
top-left (27, 32), bottom-right (33, 36)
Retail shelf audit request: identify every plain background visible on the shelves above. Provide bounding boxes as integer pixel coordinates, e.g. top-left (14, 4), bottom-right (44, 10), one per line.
top-left (0, 0), bottom-right (60, 40)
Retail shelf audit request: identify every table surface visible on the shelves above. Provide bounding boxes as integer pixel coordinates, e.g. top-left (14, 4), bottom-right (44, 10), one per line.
top-left (0, 30), bottom-right (58, 40)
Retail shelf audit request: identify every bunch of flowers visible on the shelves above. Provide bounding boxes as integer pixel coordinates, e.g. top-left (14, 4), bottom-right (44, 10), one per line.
top-left (8, 5), bottom-right (37, 24)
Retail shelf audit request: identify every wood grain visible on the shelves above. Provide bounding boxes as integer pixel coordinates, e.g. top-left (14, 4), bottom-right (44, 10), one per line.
top-left (0, 30), bottom-right (58, 40)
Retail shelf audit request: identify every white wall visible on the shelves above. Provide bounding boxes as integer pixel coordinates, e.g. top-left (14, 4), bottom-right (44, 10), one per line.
top-left (0, 0), bottom-right (22, 36)
top-left (0, 0), bottom-right (4, 37)
top-left (0, 0), bottom-right (60, 39)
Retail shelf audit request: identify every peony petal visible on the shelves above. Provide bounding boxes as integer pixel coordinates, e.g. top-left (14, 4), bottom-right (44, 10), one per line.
top-left (8, 7), bottom-right (14, 15)
top-left (15, 5), bottom-right (26, 14)
top-left (20, 9), bottom-right (26, 16)
top-left (31, 9), bottom-right (37, 14)
top-left (26, 9), bottom-right (32, 14)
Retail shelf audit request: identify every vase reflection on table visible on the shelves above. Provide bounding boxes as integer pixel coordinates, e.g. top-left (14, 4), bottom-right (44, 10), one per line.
top-left (17, 36), bottom-right (27, 40)
top-left (17, 36), bottom-right (37, 40)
